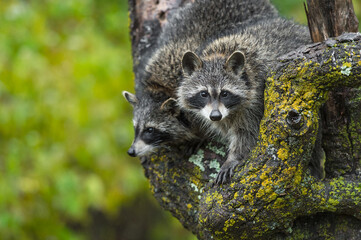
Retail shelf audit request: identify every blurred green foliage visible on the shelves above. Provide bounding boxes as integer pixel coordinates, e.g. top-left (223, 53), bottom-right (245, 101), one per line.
top-left (0, 0), bottom-right (145, 239)
top-left (0, 0), bottom-right (360, 239)
top-left (273, 0), bottom-right (361, 31)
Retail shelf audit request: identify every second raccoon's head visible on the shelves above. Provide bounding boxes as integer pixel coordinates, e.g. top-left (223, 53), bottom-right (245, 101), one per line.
top-left (123, 91), bottom-right (193, 157)
top-left (178, 50), bottom-right (254, 122)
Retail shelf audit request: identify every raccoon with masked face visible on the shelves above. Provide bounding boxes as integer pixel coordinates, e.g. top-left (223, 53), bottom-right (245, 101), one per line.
top-left (123, 90), bottom-right (202, 158)
top-left (177, 18), bottom-right (312, 184)
top-left (124, 0), bottom-right (279, 159)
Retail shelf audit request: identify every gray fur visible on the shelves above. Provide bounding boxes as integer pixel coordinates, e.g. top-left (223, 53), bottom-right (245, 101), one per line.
top-left (145, 0), bottom-right (279, 91)
top-left (124, 90), bottom-right (202, 157)
top-left (127, 0), bottom-right (279, 157)
top-left (177, 18), bottom-right (312, 184)
top-left (127, 0), bottom-right (323, 183)
top-left (159, 0), bottom-right (278, 46)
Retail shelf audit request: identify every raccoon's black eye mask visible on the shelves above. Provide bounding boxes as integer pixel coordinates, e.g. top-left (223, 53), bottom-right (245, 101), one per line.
top-left (145, 127), bottom-right (154, 133)
top-left (221, 91), bottom-right (241, 109)
top-left (187, 93), bottom-right (208, 109)
top-left (200, 91), bottom-right (209, 98)
top-left (141, 128), bottom-right (172, 145)
top-left (220, 90), bottom-right (229, 98)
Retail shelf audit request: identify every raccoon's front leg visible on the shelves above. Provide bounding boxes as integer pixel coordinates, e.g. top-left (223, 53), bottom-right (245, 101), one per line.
top-left (215, 150), bottom-right (240, 185)
top-left (215, 132), bottom-right (254, 184)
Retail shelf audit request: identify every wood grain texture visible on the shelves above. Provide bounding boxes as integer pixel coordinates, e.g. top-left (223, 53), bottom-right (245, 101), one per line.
top-left (305, 0), bottom-right (359, 42)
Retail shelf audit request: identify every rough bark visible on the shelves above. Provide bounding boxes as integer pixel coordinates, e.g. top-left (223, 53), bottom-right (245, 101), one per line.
top-left (305, 0), bottom-right (359, 42)
top-left (128, 0), bottom-right (361, 239)
top-left (305, 0), bottom-right (360, 180)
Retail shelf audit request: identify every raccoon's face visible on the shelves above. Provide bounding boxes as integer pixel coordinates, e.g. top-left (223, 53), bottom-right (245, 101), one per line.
top-left (123, 91), bottom-right (188, 157)
top-left (128, 120), bottom-right (172, 157)
top-left (186, 87), bottom-right (242, 121)
top-left (179, 51), bottom-right (250, 122)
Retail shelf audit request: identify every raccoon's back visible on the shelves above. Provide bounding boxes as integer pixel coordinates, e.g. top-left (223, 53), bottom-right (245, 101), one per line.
top-left (201, 18), bottom-right (311, 68)
top-left (144, 0), bottom-right (280, 95)
top-left (159, 0), bottom-right (279, 46)
top-left (246, 18), bottom-right (311, 57)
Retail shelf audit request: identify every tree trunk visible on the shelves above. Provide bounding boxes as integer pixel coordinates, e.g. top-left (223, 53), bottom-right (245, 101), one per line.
top-left (128, 0), bottom-right (361, 239)
top-left (305, 0), bottom-right (361, 184)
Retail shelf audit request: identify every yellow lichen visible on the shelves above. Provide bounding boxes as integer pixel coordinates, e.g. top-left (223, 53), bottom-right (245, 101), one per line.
top-left (277, 148), bottom-right (289, 160)
top-left (328, 198), bottom-right (340, 207)
top-left (342, 62), bottom-right (352, 68)
top-left (234, 192), bottom-right (239, 199)
top-left (172, 171), bottom-right (180, 183)
top-left (293, 167), bottom-right (303, 185)
top-left (272, 198), bottom-right (286, 209)
top-left (205, 191), bottom-right (224, 207)
top-left (224, 218), bottom-right (236, 232)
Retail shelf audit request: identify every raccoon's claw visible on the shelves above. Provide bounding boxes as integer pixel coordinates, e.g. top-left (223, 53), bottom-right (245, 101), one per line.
top-left (215, 160), bottom-right (239, 185)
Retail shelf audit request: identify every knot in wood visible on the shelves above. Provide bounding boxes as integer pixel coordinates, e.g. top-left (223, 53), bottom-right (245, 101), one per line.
top-left (286, 109), bottom-right (303, 130)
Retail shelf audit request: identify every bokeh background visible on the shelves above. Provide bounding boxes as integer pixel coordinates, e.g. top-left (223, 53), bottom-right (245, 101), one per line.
top-left (0, 0), bottom-right (360, 239)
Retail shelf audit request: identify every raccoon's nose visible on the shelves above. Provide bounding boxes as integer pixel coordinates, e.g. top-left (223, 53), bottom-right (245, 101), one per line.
top-left (127, 147), bottom-right (137, 157)
top-left (210, 110), bottom-right (222, 121)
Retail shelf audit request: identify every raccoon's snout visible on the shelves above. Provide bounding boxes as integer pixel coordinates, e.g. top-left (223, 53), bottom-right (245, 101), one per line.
top-left (210, 110), bottom-right (222, 121)
top-left (127, 146), bottom-right (137, 157)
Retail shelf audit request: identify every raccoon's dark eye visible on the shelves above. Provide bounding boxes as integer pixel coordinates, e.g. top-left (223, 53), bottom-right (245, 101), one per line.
top-left (200, 91), bottom-right (209, 98)
top-left (145, 127), bottom-right (154, 134)
top-left (220, 91), bottom-right (229, 98)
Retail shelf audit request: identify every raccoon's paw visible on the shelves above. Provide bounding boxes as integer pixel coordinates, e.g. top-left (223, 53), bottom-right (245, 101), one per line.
top-left (215, 160), bottom-right (239, 185)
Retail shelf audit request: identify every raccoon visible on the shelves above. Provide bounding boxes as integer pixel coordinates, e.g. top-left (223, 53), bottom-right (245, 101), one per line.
top-left (123, 90), bottom-right (202, 158)
top-left (158, 0), bottom-right (278, 47)
top-left (144, 0), bottom-right (279, 91)
top-left (125, 0), bottom-right (280, 160)
top-left (177, 18), bottom-right (312, 184)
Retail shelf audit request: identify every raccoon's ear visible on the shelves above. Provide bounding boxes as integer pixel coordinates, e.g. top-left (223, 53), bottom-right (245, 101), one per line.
top-left (182, 51), bottom-right (202, 76)
top-left (122, 91), bottom-right (138, 106)
top-left (225, 51), bottom-right (245, 76)
top-left (160, 98), bottom-right (180, 116)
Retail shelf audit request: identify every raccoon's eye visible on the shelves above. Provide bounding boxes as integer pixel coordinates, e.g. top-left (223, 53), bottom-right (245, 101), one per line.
top-left (145, 127), bottom-right (154, 134)
top-left (200, 91), bottom-right (209, 98)
top-left (220, 91), bottom-right (229, 98)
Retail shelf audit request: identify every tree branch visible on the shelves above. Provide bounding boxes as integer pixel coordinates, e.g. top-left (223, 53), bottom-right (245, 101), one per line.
top-left (199, 33), bottom-right (361, 239)
top-left (305, 0), bottom-right (360, 180)
top-left (140, 33), bottom-right (361, 239)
